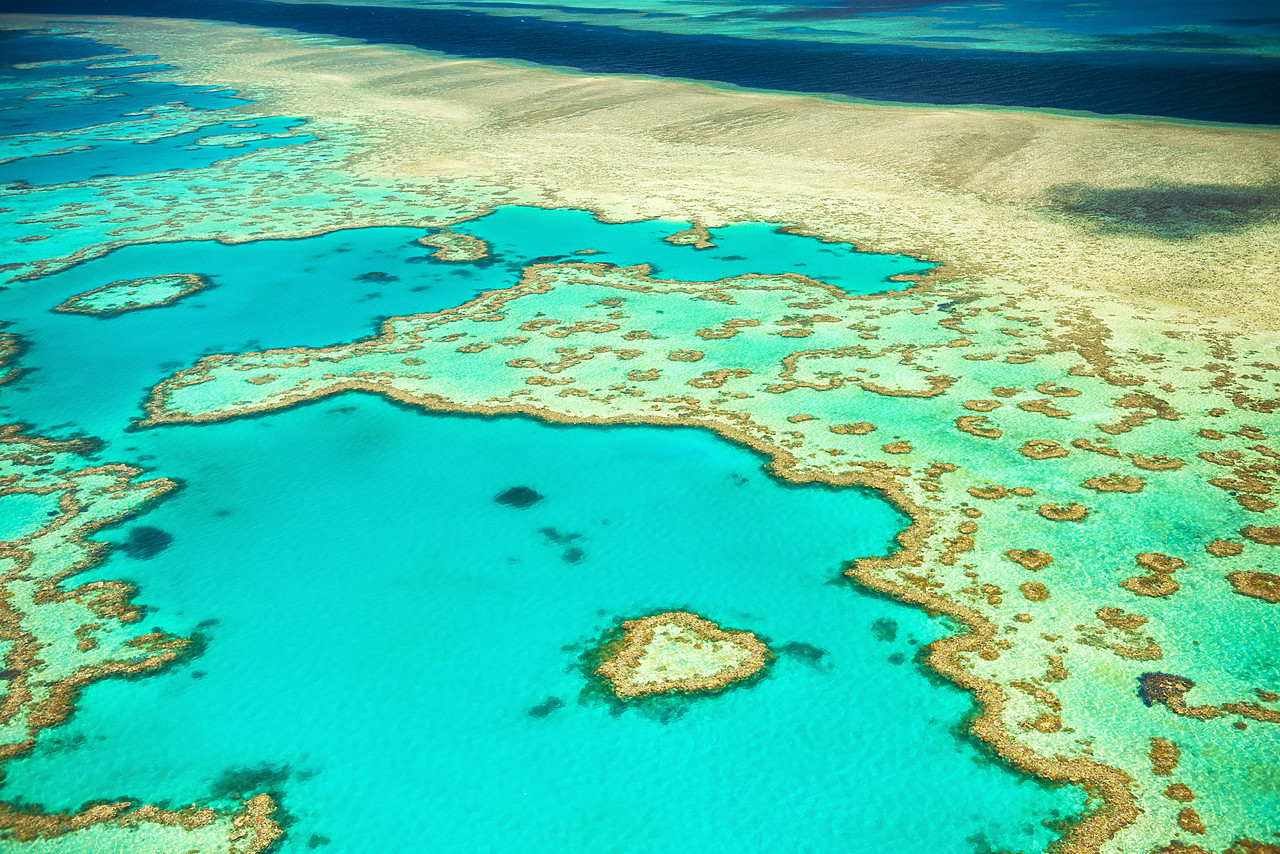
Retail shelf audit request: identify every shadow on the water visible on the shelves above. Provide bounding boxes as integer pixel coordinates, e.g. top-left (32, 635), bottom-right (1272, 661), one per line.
top-left (208, 761), bottom-right (302, 831)
top-left (1097, 30), bottom-right (1253, 50)
top-left (1045, 180), bottom-right (1280, 239)
top-left (118, 525), bottom-right (174, 559)
top-left (209, 762), bottom-right (290, 802)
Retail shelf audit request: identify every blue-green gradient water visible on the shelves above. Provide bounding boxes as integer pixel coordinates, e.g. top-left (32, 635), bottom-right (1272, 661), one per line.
top-left (0, 30), bottom-right (1085, 852)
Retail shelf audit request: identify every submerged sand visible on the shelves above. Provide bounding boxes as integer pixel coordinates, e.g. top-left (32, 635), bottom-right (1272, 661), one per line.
top-left (26, 14), bottom-right (1279, 333)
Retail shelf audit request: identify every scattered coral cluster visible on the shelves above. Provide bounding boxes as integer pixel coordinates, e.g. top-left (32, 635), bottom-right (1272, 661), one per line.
top-left (0, 420), bottom-right (281, 851)
top-left (142, 258), bottom-right (1279, 850)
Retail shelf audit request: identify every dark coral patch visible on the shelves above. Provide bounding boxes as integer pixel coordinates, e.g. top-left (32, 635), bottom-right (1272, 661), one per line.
top-left (538, 527), bottom-right (581, 545)
top-left (119, 526), bottom-right (173, 560)
top-left (495, 486), bottom-right (544, 509)
top-left (870, 618), bottom-right (898, 643)
top-left (778, 641), bottom-right (829, 667)
top-left (209, 762), bottom-right (290, 802)
top-left (527, 697), bottom-right (565, 718)
top-left (1138, 672), bottom-right (1195, 708)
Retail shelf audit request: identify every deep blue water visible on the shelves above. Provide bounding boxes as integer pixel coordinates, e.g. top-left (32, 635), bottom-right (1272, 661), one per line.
top-left (6, 0), bottom-right (1280, 122)
top-left (0, 29), bottom-right (129, 65)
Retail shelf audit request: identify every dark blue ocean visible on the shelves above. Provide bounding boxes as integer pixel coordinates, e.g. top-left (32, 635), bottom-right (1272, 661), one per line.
top-left (7, 0), bottom-right (1280, 123)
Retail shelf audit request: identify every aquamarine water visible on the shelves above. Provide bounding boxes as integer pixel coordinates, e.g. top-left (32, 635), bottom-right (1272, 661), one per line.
top-left (0, 29), bottom-right (1086, 852)
top-left (0, 490), bottom-right (62, 540)
top-left (0, 116), bottom-right (313, 186)
top-left (450, 206), bottom-right (933, 291)
top-left (0, 227), bottom-right (1084, 854)
top-left (0, 76), bottom-right (248, 136)
top-left (0, 207), bottom-right (931, 444)
top-left (1, 396), bottom-right (1081, 852)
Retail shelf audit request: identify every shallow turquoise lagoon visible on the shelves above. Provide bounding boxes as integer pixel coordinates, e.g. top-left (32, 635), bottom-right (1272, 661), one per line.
top-left (0, 207), bottom-right (924, 442)
top-left (452, 205), bottom-right (934, 293)
top-left (0, 489), bottom-right (62, 541)
top-left (0, 116), bottom-right (313, 186)
top-left (4, 398), bottom-right (1083, 852)
top-left (0, 215), bottom-right (1083, 852)
top-left (0, 227), bottom-right (482, 440)
top-left (0, 78), bottom-right (248, 137)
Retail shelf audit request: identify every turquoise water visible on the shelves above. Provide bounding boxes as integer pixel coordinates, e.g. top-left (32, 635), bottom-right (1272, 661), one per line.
top-left (0, 116), bottom-right (313, 186)
top-left (0, 78), bottom-right (248, 137)
top-left (451, 206), bottom-right (933, 292)
top-left (0, 215), bottom-right (1084, 853)
top-left (1, 398), bottom-right (1081, 852)
top-left (0, 228), bottom-right (491, 441)
top-left (0, 209), bottom-right (928, 443)
top-left (0, 30), bottom-right (1086, 852)
top-left (0, 490), bottom-right (61, 540)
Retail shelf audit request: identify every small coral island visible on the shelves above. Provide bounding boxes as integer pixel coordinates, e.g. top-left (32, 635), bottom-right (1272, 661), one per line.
top-left (596, 611), bottom-right (770, 699)
top-left (54, 273), bottom-right (211, 316)
top-left (416, 230), bottom-right (490, 262)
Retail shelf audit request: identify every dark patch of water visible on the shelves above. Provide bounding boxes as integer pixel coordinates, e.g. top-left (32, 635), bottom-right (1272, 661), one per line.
top-left (0, 29), bottom-right (128, 65)
top-left (208, 762), bottom-right (290, 802)
top-left (1045, 180), bottom-right (1280, 239)
top-left (871, 616), bottom-right (898, 642)
top-left (119, 525), bottom-right (174, 559)
top-left (494, 485), bottom-right (544, 508)
top-left (538, 526), bottom-right (581, 545)
top-left (526, 696), bottom-right (565, 717)
top-left (778, 640), bottom-right (830, 666)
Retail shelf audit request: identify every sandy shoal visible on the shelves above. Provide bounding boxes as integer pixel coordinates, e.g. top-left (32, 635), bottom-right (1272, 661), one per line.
top-left (6, 14), bottom-right (1280, 333)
